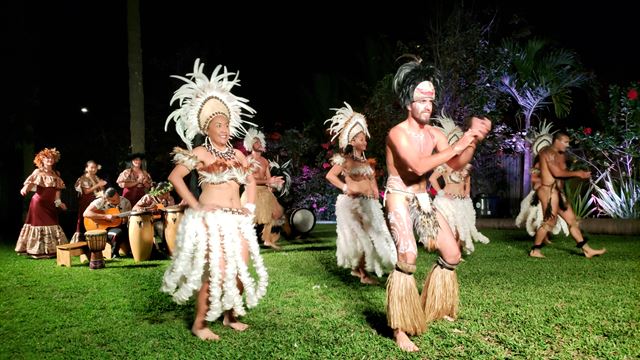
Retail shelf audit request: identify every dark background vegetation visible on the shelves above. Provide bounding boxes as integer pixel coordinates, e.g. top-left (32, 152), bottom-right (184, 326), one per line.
top-left (2, 0), bottom-right (637, 242)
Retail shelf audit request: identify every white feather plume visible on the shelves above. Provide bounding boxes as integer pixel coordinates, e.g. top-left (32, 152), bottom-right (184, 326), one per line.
top-left (530, 120), bottom-right (556, 156)
top-left (243, 128), bottom-right (266, 153)
top-left (433, 111), bottom-right (463, 145)
top-left (165, 58), bottom-right (257, 149)
top-left (324, 102), bottom-right (370, 150)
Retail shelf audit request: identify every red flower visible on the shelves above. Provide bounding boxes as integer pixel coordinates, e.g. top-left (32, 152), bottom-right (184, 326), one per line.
top-left (628, 88), bottom-right (638, 101)
top-left (322, 162), bottom-right (330, 169)
top-left (268, 132), bottom-right (282, 141)
top-left (583, 127), bottom-right (592, 135)
top-left (321, 142), bottom-right (330, 150)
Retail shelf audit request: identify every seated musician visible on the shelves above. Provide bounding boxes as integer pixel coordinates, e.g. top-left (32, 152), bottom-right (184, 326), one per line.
top-left (132, 181), bottom-right (177, 254)
top-left (83, 187), bottom-right (132, 258)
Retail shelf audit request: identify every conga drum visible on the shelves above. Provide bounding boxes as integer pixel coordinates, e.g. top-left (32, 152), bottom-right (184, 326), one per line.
top-left (284, 208), bottom-right (316, 239)
top-left (163, 205), bottom-right (184, 256)
top-left (85, 229), bottom-right (107, 269)
top-left (128, 210), bottom-right (154, 262)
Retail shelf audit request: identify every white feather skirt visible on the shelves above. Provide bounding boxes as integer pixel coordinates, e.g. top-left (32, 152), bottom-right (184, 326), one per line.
top-left (515, 191), bottom-right (569, 236)
top-left (161, 208), bottom-right (268, 322)
top-left (433, 195), bottom-right (489, 255)
top-left (334, 195), bottom-right (397, 277)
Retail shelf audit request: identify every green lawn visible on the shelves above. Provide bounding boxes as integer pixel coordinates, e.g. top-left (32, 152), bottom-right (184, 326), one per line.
top-left (1, 225), bottom-right (638, 359)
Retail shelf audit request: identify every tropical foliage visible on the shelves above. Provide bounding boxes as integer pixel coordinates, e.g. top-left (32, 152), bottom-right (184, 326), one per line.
top-left (568, 82), bottom-right (640, 218)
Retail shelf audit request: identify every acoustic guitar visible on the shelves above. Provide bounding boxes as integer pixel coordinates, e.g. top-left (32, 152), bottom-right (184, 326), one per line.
top-left (84, 208), bottom-right (133, 231)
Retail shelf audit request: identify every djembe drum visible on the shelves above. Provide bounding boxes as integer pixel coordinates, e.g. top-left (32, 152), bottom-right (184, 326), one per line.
top-left (163, 205), bottom-right (184, 256)
top-left (128, 210), bottom-right (154, 262)
top-left (283, 208), bottom-right (316, 239)
top-left (85, 229), bottom-right (107, 269)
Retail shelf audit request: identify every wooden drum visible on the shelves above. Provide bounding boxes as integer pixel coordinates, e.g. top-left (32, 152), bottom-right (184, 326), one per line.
top-left (85, 229), bottom-right (107, 269)
top-left (163, 205), bottom-right (184, 256)
top-left (128, 210), bottom-right (154, 262)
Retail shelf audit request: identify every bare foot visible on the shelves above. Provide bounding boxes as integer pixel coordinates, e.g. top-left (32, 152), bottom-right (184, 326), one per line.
top-left (529, 249), bottom-right (545, 258)
top-left (264, 241), bottom-right (281, 250)
top-left (583, 246), bottom-right (606, 259)
top-left (443, 315), bottom-right (455, 322)
top-left (223, 313), bottom-right (249, 331)
top-left (360, 276), bottom-right (379, 285)
top-left (543, 237), bottom-right (553, 245)
top-left (191, 325), bottom-right (220, 341)
top-left (394, 330), bottom-right (419, 352)
top-left (350, 269), bottom-right (361, 278)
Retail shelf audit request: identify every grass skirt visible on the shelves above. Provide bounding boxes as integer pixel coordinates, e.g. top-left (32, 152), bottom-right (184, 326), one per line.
top-left (421, 263), bottom-right (459, 323)
top-left (161, 208), bottom-right (268, 321)
top-left (386, 270), bottom-right (427, 335)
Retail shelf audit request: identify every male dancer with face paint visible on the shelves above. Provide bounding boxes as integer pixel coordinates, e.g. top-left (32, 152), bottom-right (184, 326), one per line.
top-left (384, 59), bottom-right (491, 352)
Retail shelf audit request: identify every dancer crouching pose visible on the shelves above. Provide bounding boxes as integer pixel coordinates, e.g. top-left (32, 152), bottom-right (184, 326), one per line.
top-left (384, 58), bottom-right (491, 352)
top-left (325, 102), bottom-right (397, 284)
top-left (161, 59), bottom-right (268, 340)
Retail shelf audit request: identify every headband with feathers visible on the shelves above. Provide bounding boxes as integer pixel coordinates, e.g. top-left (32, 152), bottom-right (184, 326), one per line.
top-left (530, 120), bottom-right (555, 156)
top-left (165, 58), bottom-right (256, 149)
top-left (392, 56), bottom-right (440, 108)
top-left (324, 102), bottom-right (370, 150)
top-left (243, 128), bottom-right (266, 153)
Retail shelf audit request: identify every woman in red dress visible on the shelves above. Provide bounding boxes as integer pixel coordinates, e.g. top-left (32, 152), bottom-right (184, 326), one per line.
top-left (16, 148), bottom-right (69, 258)
top-left (116, 153), bottom-right (153, 206)
top-left (70, 160), bottom-right (107, 242)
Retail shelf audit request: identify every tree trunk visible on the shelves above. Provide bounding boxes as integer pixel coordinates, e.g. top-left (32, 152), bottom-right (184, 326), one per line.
top-left (127, 0), bottom-right (145, 153)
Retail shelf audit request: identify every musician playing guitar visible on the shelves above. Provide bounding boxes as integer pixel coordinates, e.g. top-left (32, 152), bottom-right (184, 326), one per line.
top-left (83, 187), bottom-right (132, 259)
top-left (132, 182), bottom-right (178, 255)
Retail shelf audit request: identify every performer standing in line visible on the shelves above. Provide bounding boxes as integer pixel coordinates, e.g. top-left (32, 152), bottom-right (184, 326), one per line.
top-left (241, 128), bottom-right (285, 249)
top-left (162, 59), bottom-right (268, 341)
top-left (429, 114), bottom-right (489, 255)
top-left (71, 160), bottom-right (107, 242)
top-left (16, 147), bottom-right (69, 258)
top-left (325, 102), bottom-right (397, 284)
top-left (383, 58), bottom-right (490, 352)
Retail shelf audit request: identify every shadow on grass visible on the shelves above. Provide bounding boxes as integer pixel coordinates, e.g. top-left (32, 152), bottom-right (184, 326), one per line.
top-left (363, 309), bottom-right (393, 339)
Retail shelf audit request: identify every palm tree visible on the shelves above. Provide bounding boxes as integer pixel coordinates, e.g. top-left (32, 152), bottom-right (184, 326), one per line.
top-left (499, 38), bottom-right (590, 194)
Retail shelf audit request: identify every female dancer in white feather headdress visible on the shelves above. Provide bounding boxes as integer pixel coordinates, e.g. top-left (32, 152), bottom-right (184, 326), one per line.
top-left (429, 114), bottom-right (490, 255)
top-left (240, 127), bottom-right (286, 249)
top-left (324, 102), bottom-right (397, 284)
top-left (161, 58), bottom-right (267, 341)
top-left (515, 122), bottom-right (569, 240)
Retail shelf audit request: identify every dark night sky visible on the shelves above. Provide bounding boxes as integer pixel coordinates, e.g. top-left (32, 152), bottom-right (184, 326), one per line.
top-left (1, 0), bottom-right (638, 239)
top-left (9, 1), bottom-right (639, 135)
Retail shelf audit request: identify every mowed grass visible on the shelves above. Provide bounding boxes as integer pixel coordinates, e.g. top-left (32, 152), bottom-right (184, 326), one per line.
top-left (0, 224), bottom-right (638, 359)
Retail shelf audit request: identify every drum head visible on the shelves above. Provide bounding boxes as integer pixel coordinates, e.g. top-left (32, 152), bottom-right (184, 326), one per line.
top-left (85, 229), bottom-right (107, 236)
top-left (130, 210), bottom-right (152, 216)
top-left (290, 208), bottom-right (315, 234)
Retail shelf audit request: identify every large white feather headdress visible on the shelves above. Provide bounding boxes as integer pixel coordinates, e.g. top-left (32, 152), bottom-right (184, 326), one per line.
top-left (165, 58), bottom-right (256, 149)
top-left (530, 120), bottom-right (556, 156)
top-left (243, 127), bottom-right (266, 153)
top-left (433, 111), bottom-right (463, 145)
top-left (324, 102), bottom-right (370, 150)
